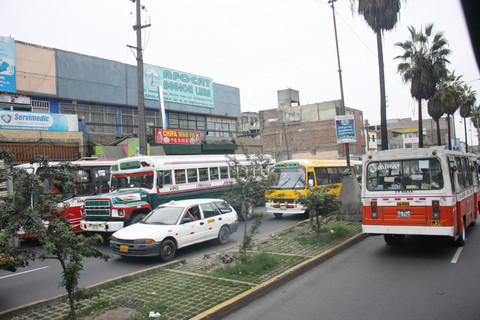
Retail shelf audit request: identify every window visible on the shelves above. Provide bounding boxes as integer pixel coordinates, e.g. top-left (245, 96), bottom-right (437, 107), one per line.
top-left (187, 169), bottom-right (198, 183)
top-left (315, 168), bottom-right (329, 185)
top-left (159, 170), bottom-right (172, 185)
top-left (213, 200), bottom-right (233, 214)
top-left (199, 168), bottom-right (209, 181)
top-left (206, 117), bottom-right (237, 138)
top-left (220, 167), bottom-right (229, 179)
top-left (200, 202), bottom-right (221, 218)
top-left (210, 167), bottom-right (219, 180)
top-left (175, 169), bottom-right (186, 184)
top-left (328, 167), bottom-right (341, 184)
top-left (60, 103), bottom-right (119, 134)
top-left (168, 112), bottom-right (205, 131)
top-left (366, 159), bottom-right (443, 191)
top-left (31, 100), bottom-right (50, 112)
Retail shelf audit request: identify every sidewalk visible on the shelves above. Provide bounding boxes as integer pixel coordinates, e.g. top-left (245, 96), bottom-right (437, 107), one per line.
top-left (0, 220), bottom-right (365, 320)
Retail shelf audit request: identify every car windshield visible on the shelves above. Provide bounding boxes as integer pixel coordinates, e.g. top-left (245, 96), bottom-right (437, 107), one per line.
top-left (111, 172), bottom-right (154, 190)
top-left (142, 206), bottom-right (184, 225)
top-left (272, 167), bottom-right (306, 190)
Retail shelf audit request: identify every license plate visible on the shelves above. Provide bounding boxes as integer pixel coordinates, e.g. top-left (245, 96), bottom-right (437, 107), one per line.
top-left (280, 204), bottom-right (286, 210)
top-left (120, 245), bottom-right (129, 253)
top-left (86, 223), bottom-right (105, 231)
top-left (429, 220), bottom-right (443, 226)
top-left (398, 209), bottom-right (411, 218)
top-left (397, 201), bottom-right (410, 207)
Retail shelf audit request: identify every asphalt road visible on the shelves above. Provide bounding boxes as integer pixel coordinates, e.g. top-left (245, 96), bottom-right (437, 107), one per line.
top-left (224, 222), bottom-right (480, 320)
top-left (0, 210), bottom-right (304, 312)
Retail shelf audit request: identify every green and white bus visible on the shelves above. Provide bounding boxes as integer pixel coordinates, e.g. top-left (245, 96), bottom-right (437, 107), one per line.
top-left (80, 154), bottom-right (271, 233)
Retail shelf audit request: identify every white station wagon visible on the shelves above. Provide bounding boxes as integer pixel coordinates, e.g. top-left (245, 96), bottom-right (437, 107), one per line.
top-left (110, 199), bottom-right (239, 261)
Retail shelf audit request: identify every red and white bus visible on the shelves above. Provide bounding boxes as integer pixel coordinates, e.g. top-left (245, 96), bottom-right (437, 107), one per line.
top-left (362, 147), bottom-right (479, 246)
top-left (17, 158), bottom-right (113, 234)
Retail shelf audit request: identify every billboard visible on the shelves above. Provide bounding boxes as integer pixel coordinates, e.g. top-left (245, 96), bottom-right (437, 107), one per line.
top-left (335, 115), bottom-right (356, 144)
top-left (155, 129), bottom-right (201, 145)
top-left (0, 37), bottom-right (16, 93)
top-left (0, 110), bottom-right (78, 131)
top-left (144, 64), bottom-right (214, 108)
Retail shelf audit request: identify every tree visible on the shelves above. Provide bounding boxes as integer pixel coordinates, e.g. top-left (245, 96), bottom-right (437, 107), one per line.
top-left (430, 73), bottom-right (463, 150)
top-left (427, 96), bottom-right (445, 146)
top-left (459, 84), bottom-right (477, 152)
top-left (471, 105), bottom-right (480, 149)
top-left (296, 186), bottom-right (342, 233)
top-left (224, 149), bottom-right (276, 260)
top-left (395, 24), bottom-right (451, 148)
top-left (0, 153), bottom-right (109, 320)
top-left (351, 0), bottom-right (402, 150)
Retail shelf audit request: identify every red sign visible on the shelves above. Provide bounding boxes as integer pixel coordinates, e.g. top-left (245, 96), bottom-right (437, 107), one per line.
top-left (155, 129), bottom-right (201, 145)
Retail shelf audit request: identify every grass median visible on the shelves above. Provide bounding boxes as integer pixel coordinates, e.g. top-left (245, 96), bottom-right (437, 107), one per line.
top-left (4, 219), bottom-right (362, 320)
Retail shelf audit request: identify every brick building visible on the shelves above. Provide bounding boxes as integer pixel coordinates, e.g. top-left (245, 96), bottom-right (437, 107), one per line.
top-left (258, 89), bottom-right (365, 161)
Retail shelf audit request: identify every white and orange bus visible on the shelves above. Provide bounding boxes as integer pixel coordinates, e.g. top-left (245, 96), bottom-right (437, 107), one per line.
top-left (362, 147), bottom-right (479, 246)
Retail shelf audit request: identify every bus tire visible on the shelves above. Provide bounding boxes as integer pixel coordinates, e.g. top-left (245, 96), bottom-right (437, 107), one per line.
top-left (384, 234), bottom-right (404, 246)
top-left (160, 239), bottom-right (176, 262)
top-left (274, 213), bottom-right (283, 219)
top-left (454, 222), bottom-right (466, 247)
top-left (217, 226), bottom-right (230, 244)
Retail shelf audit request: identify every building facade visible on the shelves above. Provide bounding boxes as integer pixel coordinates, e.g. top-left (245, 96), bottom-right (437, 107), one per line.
top-left (258, 89), bottom-right (365, 161)
top-left (0, 38), bottom-right (243, 162)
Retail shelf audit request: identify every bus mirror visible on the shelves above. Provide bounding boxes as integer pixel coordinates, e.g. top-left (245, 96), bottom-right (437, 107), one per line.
top-left (308, 179), bottom-right (314, 187)
top-left (451, 166), bottom-right (457, 172)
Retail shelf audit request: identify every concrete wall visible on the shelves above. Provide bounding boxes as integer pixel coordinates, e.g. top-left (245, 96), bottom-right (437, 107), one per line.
top-left (16, 42), bottom-right (56, 95)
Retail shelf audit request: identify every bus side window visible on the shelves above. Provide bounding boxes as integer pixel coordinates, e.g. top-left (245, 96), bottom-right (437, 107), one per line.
top-left (187, 169), bottom-right (198, 183)
top-left (199, 168), bottom-right (209, 181)
top-left (220, 167), bottom-right (229, 179)
top-left (315, 168), bottom-right (329, 185)
top-left (210, 167), bottom-right (219, 180)
top-left (307, 172), bottom-right (315, 187)
top-left (327, 167), bottom-right (341, 184)
top-left (175, 169), bottom-right (186, 184)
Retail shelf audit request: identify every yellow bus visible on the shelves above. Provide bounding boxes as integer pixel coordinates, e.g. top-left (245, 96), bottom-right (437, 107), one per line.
top-left (265, 159), bottom-right (349, 218)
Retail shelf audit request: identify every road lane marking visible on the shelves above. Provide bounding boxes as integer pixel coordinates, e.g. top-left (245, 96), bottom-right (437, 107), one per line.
top-left (0, 266), bottom-right (50, 280)
top-left (451, 247), bottom-right (463, 264)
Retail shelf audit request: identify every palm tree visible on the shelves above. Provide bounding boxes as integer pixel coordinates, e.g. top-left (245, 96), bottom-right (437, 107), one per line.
top-left (350, 0), bottom-right (402, 150)
top-left (395, 24), bottom-right (450, 148)
top-left (471, 105), bottom-right (480, 149)
top-left (427, 96), bottom-right (444, 146)
top-left (432, 73), bottom-right (463, 150)
top-left (459, 85), bottom-right (477, 152)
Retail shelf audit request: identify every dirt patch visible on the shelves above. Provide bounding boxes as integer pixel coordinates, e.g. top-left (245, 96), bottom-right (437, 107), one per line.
top-left (88, 307), bottom-right (137, 320)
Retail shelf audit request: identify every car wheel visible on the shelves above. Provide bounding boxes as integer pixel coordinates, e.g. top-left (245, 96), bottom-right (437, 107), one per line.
top-left (217, 225), bottom-right (230, 244)
top-left (160, 239), bottom-right (176, 262)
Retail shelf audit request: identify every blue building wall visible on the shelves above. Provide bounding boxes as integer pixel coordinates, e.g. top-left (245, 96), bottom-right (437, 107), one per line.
top-left (55, 50), bottom-right (240, 117)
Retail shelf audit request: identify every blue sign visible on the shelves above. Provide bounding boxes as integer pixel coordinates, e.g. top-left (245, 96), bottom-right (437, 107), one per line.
top-left (0, 36), bottom-right (16, 93)
top-left (335, 115), bottom-right (356, 144)
top-left (144, 64), bottom-right (215, 108)
top-left (0, 110), bottom-right (79, 131)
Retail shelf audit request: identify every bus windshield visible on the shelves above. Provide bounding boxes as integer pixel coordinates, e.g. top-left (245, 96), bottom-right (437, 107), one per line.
top-left (272, 167), bottom-right (306, 190)
top-left (111, 172), bottom-right (155, 190)
top-left (366, 158), bottom-right (443, 191)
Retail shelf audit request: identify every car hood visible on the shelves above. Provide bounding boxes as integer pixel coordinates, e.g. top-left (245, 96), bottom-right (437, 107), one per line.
top-left (112, 223), bottom-right (174, 240)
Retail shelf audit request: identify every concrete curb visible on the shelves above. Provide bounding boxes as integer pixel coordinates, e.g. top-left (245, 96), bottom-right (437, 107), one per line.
top-left (191, 232), bottom-right (368, 320)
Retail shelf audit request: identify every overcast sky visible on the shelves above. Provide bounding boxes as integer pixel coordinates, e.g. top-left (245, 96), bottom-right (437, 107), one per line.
top-left (3, 0), bottom-right (479, 143)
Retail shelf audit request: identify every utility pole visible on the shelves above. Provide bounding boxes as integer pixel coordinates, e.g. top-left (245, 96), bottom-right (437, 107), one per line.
top-left (132, 0), bottom-right (150, 155)
top-left (329, 0), bottom-right (350, 167)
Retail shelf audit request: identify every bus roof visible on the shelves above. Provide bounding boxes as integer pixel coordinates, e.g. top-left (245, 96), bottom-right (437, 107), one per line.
top-left (364, 146), bottom-right (477, 162)
top-left (274, 159), bottom-right (348, 167)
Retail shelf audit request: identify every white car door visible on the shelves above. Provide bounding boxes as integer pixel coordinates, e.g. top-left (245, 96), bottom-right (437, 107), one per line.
top-left (200, 202), bottom-right (223, 240)
top-left (177, 205), bottom-right (206, 247)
